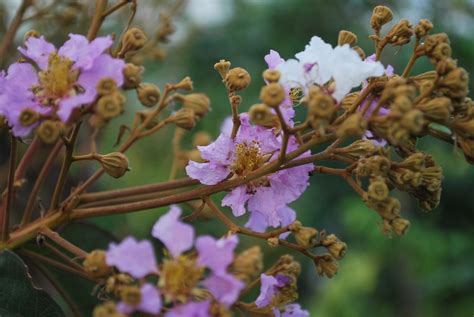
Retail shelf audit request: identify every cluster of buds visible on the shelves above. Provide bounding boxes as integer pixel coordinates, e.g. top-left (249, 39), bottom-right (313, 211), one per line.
top-left (90, 78), bottom-right (126, 128)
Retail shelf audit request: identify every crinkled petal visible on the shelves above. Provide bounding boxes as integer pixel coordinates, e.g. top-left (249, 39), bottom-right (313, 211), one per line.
top-left (152, 205), bottom-right (194, 257)
top-left (186, 161), bottom-right (229, 185)
top-left (265, 50), bottom-right (284, 69)
top-left (222, 186), bottom-right (250, 217)
top-left (277, 205), bottom-right (296, 239)
top-left (196, 235), bottom-right (238, 273)
top-left (58, 34), bottom-right (113, 70)
top-left (255, 274), bottom-right (278, 308)
top-left (165, 301), bottom-right (210, 317)
top-left (245, 211), bottom-right (268, 232)
top-left (202, 272), bottom-right (244, 307)
top-left (198, 133), bottom-right (233, 164)
top-left (247, 187), bottom-right (285, 228)
top-left (18, 36), bottom-right (56, 70)
top-left (105, 236), bottom-right (157, 278)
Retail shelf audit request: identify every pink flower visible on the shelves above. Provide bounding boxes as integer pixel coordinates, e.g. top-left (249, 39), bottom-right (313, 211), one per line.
top-left (152, 205), bottom-right (195, 257)
top-left (105, 236), bottom-right (157, 278)
top-left (186, 114), bottom-right (313, 231)
top-left (0, 34), bottom-right (125, 137)
top-left (265, 49), bottom-right (284, 69)
top-left (202, 272), bottom-right (245, 307)
top-left (117, 284), bottom-right (162, 315)
top-left (196, 235), bottom-right (238, 273)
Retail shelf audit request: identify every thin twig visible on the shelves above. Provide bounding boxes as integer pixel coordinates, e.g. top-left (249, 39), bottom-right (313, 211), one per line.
top-left (1, 136), bottom-right (17, 242)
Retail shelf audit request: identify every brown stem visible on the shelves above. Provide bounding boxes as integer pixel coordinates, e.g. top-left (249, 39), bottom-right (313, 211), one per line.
top-left (87, 0), bottom-right (109, 41)
top-left (42, 241), bottom-right (84, 271)
top-left (39, 226), bottom-right (88, 258)
top-left (21, 141), bottom-right (63, 227)
top-left (14, 136), bottom-right (40, 182)
top-left (102, 0), bottom-right (131, 17)
top-left (402, 39), bottom-right (420, 78)
top-left (1, 136), bottom-right (18, 242)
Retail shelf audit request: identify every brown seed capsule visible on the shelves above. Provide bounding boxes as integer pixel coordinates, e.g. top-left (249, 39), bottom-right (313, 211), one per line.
top-left (352, 46), bottom-right (366, 60)
top-left (225, 67), bottom-right (251, 91)
top-left (321, 234), bottom-right (347, 260)
top-left (174, 93), bottom-right (211, 118)
top-left (37, 120), bottom-right (62, 144)
top-left (336, 113), bottom-right (367, 138)
top-left (96, 77), bottom-right (117, 96)
top-left (414, 19), bottom-right (433, 38)
top-left (172, 108), bottom-right (197, 130)
top-left (338, 140), bottom-right (379, 159)
top-left (307, 94), bottom-right (335, 119)
top-left (401, 109), bottom-right (425, 134)
top-left (267, 237), bottom-right (279, 247)
top-left (340, 92), bottom-right (360, 111)
top-left (338, 30), bottom-right (358, 46)
top-left (174, 76), bottom-right (193, 91)
top-left (315, 254), bottom-right (338, 278)
top-left (293, 226), bottom-right (318, 248)
top-left (122, 27), bottom-right (147, 52)
top-left (436, 58), bottom-right (457, 76)
top-left (431, 43), bottom-right (452, 61)
top-left (137, 83), bottom-right (161, 107)
top-left (192, 131), bottom-right (212, 147)
top-left (391, 217), bottom-right (410, 236)
top-left (260, 83), bottom-right (286, 108)
top-left (123, 63), bottom-right (143, 89)
top-left (386, 19), bottom-right (413, 46)
top-left (417, 97), bottom-right (453, 122)
top-left (263, 69), bottom-right (281, 83)
top-left (83, 250), bottom-right (111, 278)
top-left (120, 285), bottom-right (142, 306)
top-left (98, 152), bottom-right (130, 178)
top-left (423, 33), bottom-right (450, 55)
top-left (214, 59), bottom-right (231, 79)
top-left (368, 178), bottom-right (389, 201)
top-left (249, 103), bottom-right (277, 128)
top-left (398, 152), bottom-right (426, 171)
top-left (439, 67), bottom-right (469, 99)
top-left (372, 197), bottom-right (401, 220)
top-left (370, 5), bottom-right (393, 31)
top-left (231, 246), bottom-right (263, 283)
top-left (19, 108), bottom-right (40, 127)
top-left (96, 93), bottom-right (125, 120)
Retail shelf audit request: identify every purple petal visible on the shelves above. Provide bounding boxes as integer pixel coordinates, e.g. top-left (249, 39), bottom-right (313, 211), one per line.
top-left (276, 205), bottom-right (296, 239)
top-left (202, 272), bottom-right (244, 307)
top-left (245, 211), bottom-right (268, 232)
top-left (58, 34), bottom-right (113, 70)
top-left (18, 36), bottom-right (56, 70)
top-left (222, 186), bottom-right (250, 217)
top-left (165, 301), bottom-right (210, 317)
top-left (152, 205), bottom-right (194, 257)
top-left (265, 50), bottom-right (284, 69)
top-left (105, 236), bottom-right (157, 278)
top-left (197, 133), bottom-right (233, 164)
top-left (196, 235), bottom-right (238, 273)
top-left (255, 273), bottom-right (278, 308)
top-left (280, 304), bottom-right (310, 317)
top-left (185, 161), bottom-right (230, 185)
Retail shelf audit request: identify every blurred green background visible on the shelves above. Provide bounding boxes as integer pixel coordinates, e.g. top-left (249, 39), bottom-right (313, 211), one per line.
top-left (1, 0), bottom-right (474, 316)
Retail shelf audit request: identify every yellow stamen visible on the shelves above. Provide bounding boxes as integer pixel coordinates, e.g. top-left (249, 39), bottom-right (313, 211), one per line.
top-left (39, 53), bottom-right (75, 99)
top-left (231, 141), bottom-right (263, 176)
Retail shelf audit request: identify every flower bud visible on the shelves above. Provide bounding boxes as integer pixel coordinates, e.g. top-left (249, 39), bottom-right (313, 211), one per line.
top-left (451, 117), bottom-right (474, 138)
top-left (98, 152), bottom-right (130, 178)
top-left (293, 226), bottom-right (318, 248)
top-left (172, 108), bottom-right (197, 130)
top-left (356, 155), bottom-right (391, 178)
top-left (249, 103), bottom-right (277, 128)
top-left (431, 43), bottom-right (452, 61)
top-left (37, 120), bottom-right (63, 144)
top-left (137, 83), bottom-right (161, 107)
top-left (120, 285), bottom-right (141, 306)
top-left (122, 27), bottom-right (147, 52)
top-left (321, 234), bottom-right (347, 260)
top-left (173, 76), bottom-right (193, 91)
top-left (307, 93), bottom-right (335, 119)
top-left (263, 69), bottom-right (281, 83)
top-left (231, 246), bottom-right (263, 283)
top-left (390, 217), bottom-right (410, 236)
top-left (370, 5), bottom-right (393, 31)
top-left (24, 29), bottom-right (40, 42)
top-left (340, 92), bottom-right (360, 111)
top-left (260, 83), bottom-right (286, 108)
top-left (369, 197), bottom-right (401, 220)
top-left (96, 93), bottom-right (125, 120)
top-left (174, 93), bottom-right (211, 118)
top-left (225, 67), bottom-right (251, 91)
top-left (267, 237), bottom-right (279, 247)
top-left (386, 19), bottom-right (413, 46)
top-left (423, 33), bottom-right (450, 55)
top-left (439, 67), bottom-right (469, 99)
top-left (387, 123), bottom-right (409, 145)
top-left (19, 108), bottom-right (40, 127)
top-left (397, 152), bottom-right (426, 171)
top-left (123, 63), bottom-right (143, 89)
top-left (192, 131), bottom-right (212, 147)
top-left (367, 178), bottom-right (389, 201)
top-left (214, 59), bottom-right (231, 79)
top-left (336, 113), bottom-right (367, 138)
top-left (414, 19), bottom-right (433, 38)
top-left (337, 140), bottom-right (379, 159)
top-left (83, 250), bottom-right (111, 278)
top-left (105, 273), bottom-right (134, 296)
top-left (401, 109), bottom-right (425, 134)
top-left (96, 77), bottom-right (117, 96)
top-left (315, 254), bottom-right (338, 278)
top-left (436, 58), bottom-right (457, 76)
top-left (417, 97), bottom-right (453, 122)
top-left (338, 30), bottom-right (358, 46)
top-left (352, 46), bottom-right (366, 60)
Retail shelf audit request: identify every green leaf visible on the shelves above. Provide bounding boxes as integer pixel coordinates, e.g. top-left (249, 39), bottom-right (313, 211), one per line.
top-left (0, 249), bottom-right (64, 317)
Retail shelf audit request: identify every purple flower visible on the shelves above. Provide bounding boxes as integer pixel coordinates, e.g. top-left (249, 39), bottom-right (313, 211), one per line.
top-left (265, 49), bottom-right (285, 69)
top-left (0, 34), bottom-right (125, 137)
top-left (165, 300), bottom-right (210, 317)
top-left (105, 236), bottom-right (157, 278)
top-left (186, 114), bottom-right (312, 230)
top-left (152, 205), bottom-right (195, 257)
top-left (117, 284), bottom-right (162, 315)
top-left (255, 273), bottom-right (290, 308)
top-left (273, 304), bottom-right (310, 317)
top-left (202, 272), bottom-right (245, 307)
top-left (196, 235), bottom-right (238, 273)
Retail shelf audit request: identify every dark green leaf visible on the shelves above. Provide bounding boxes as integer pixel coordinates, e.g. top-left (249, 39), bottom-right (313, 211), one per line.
top-left (0, 249), bottom-right (64, 317)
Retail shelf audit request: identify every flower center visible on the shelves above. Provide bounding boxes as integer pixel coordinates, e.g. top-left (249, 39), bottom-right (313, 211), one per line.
top-left (158, 255), bottom-right (204, 303)
top-left (231, 141), bottom-right (264, 176)
top-left (38, 53), bottom-right (76, 101)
